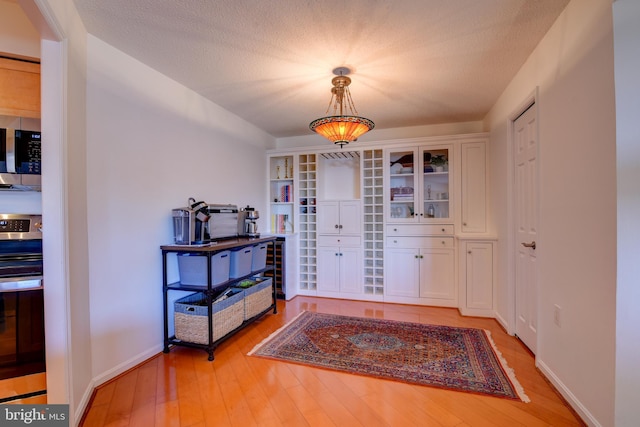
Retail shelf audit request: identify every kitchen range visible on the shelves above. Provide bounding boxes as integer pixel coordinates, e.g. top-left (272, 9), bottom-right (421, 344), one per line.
top-left (0, 214), bottom-right (46, 393)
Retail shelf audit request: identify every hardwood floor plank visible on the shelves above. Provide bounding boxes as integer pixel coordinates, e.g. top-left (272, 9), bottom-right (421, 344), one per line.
top-left (79, 297), bottom-right (585, 427)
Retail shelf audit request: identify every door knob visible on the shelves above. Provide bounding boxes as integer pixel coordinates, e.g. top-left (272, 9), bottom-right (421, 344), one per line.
top-left (522, 241), bottom-right (536, 250)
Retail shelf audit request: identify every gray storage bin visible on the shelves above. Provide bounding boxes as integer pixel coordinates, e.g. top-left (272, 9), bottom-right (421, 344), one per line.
top-left (177, 250), bottom-right (230, 286)
top-left (251, 243), bottom-right (268, 272)
top-left (229, 246), bottom-right (253, 278)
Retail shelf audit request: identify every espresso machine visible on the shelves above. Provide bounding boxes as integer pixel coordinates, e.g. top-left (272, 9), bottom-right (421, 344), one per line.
top-left (238, 205), bottom-right (260, 237)
top-left (172, 198), bottom-right (211, 244)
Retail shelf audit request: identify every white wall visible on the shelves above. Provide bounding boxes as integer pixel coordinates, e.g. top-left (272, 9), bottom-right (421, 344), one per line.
top-left (484, 0), bottom-right (616, 425)
top-left (85, 35), bottom-right (274, 380)
top-left (612, 1), bottom-right (640, 425)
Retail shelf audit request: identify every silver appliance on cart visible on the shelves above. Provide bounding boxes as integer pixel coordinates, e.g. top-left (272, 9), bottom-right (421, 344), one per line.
top-left (171, 198), bottom-right (212, 245)
top-left (238, 205), bottom-right (260, 237)
top-left (207, 204), bottom-right (239, 240)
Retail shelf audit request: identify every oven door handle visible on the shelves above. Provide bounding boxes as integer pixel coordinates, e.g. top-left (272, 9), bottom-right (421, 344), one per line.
top-left (0, 276), bottom-right (43, 292)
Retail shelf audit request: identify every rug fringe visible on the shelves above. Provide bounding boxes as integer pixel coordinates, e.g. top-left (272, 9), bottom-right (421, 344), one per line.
top-left (248, 310), bottom-right (308, 356)
top-left (483, 329), bottom-right (531, 403)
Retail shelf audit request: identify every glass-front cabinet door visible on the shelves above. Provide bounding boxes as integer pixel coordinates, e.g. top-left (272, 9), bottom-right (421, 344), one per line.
top-left (421, 146), bottom-right (451, 221)
top-left (387, 148), bottom-right (417, 222)
top-left (386, 146), bottom-right (451, 223)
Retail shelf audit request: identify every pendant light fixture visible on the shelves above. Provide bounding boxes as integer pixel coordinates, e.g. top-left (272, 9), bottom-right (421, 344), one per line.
top-left (309, 67), bottom-right (374, 148)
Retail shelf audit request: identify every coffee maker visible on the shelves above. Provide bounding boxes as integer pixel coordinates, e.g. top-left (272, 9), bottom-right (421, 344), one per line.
top-left (238, 205), bottom-right (259, 237)
top-left (172, 199), bottom-right (211, 244)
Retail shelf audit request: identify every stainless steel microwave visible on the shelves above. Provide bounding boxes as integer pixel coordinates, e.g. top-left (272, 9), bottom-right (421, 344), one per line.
top-left (0, 128), bottom-right (41, 191)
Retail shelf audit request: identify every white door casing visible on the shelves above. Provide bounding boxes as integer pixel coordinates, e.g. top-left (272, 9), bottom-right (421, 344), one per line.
top-left (514, 104), bottom-right (539, 354)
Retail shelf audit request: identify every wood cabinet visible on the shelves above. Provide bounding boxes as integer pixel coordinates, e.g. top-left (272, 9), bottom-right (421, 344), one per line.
top-left (459, 239), bottom-right (496, 317)
top-left (0, 57), bottom-right (40, 118)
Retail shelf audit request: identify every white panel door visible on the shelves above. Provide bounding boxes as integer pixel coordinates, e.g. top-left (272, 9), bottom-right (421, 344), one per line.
top-left (514, 104), bottom-right (539, 354)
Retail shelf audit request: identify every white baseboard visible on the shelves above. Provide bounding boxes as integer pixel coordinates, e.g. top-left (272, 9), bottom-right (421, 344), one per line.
top-left (73, 345), bottom-right (164, 426)
top-left (536, 359), bottom-right (601, 427)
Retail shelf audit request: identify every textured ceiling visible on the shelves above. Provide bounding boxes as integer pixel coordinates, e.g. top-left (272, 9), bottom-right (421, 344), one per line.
top-left (72, 0), bottom-right (569, 138)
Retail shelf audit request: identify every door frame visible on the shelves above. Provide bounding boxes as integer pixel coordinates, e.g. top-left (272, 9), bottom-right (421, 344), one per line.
top-left (506, 88), bottom-right (540, 338)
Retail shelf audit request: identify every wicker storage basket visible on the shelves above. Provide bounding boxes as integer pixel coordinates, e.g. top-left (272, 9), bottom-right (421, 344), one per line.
top-left (234, 277), bottom-right (273, 320)
top-left (174, 290), bottom-right (244, 344)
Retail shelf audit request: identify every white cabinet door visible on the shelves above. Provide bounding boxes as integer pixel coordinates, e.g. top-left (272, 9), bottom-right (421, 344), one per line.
top-left (316, 246), bottom-right (340, 292)
top-left (387, 145), bottom-right (453, 224)
top-left (338, 201), bottom-right (361, 234)
top-left (339, 247), bottom-right (362, 294)
top-left (317, 200), bottom-right (361, 235)
top-left (385, 247), bottom-right (419, 297)
top-left (460, 142), bottom-right (487, 233)
top-left (419, 248), bottom-right (455, 300)
top-left (461, 241), bottom-right (494, 317)
top-left (317, 201), bottom-right (340, 234)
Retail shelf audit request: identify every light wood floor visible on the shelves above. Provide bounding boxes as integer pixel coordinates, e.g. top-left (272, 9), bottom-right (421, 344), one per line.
top-left (0, 372), bottom-right (47, 404)
top-left (80, 297), bottom-right (585, 426)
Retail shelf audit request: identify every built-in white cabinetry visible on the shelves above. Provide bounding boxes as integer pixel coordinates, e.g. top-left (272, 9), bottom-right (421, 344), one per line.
top-left (386, 145), bottom-right (452, 223)
top-left (458, 239), bottom-right (496, 317)
top-left (269, 155), bottom-right (294, 233)
top-left (460, 142), bottom-right (487, 233)
top-left (385, 234), bottom-right (456, 306)
top-left (362, 149), bottom-right (385, 298)
top-left (268, 133), bottom-right (492, 314)
top-left (316, 200), bottom-right (362, 297)
top-left (317, 235), bottom-right (362, 296)
top-left (317, 200), bottom-right (361, 235)
top-left (298, 154), bottom-right (317, 293)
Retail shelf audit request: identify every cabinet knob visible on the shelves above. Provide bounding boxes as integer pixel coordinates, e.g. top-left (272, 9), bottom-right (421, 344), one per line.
top-left (335, 224), bottom-right (339, 229)
top-left (339, 225), bottom-right (343, 229)
top-left (468, 250), bottom-right (472, 254)
top-left (441, 241), bottom-right (445, 245)
top-left (441, 228), bottom-right (445, 232)
top-left (463, 222), bottom-right (467, 226)
top-left (393, 228), bottom-right (398, 232)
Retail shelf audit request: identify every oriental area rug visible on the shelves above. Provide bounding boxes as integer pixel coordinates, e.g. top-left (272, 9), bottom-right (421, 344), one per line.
top-left (249, 311), bottom-right (529, 402)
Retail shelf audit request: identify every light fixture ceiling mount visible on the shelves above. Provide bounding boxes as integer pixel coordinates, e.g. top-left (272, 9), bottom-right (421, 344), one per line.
top-left (309, 67), bottom-right (374, 148)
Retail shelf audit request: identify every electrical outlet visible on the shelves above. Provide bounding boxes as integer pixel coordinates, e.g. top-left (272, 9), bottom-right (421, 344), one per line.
top-left (554, 304), bottom-right (562, 327)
